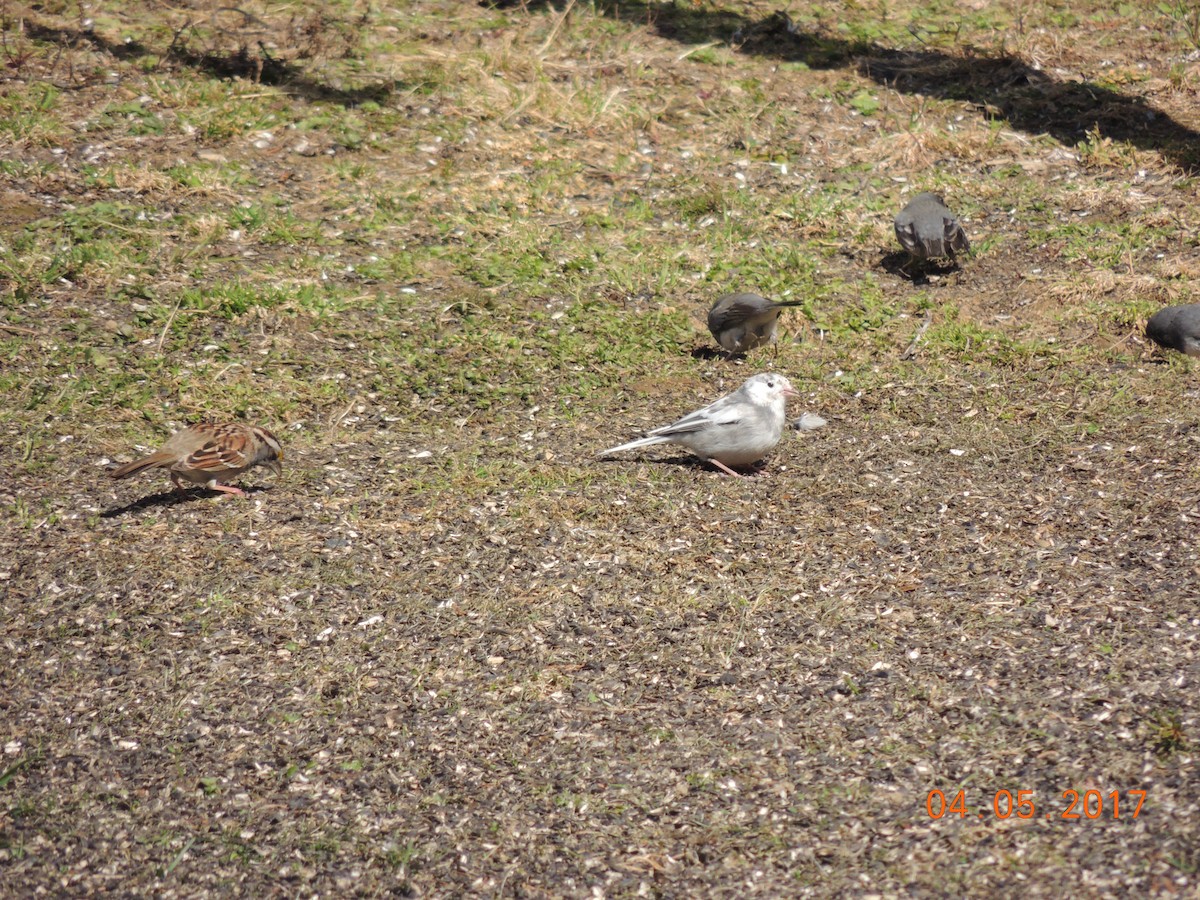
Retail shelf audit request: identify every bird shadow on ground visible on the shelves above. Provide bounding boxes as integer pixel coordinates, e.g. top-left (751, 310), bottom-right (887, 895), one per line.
top-left (879, 251), bottom-right (961, 284)
top-left (598, 454), bottom-right (769, 477)
top-left (485, 1), bottom-right (1200, 173)
top-left (101, 486), bottom-right (272, 518)
top-left (690, 346), bottom-right (734, 361)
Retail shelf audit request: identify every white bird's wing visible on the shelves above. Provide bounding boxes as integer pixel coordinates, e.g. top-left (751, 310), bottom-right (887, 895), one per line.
top-left (599, 398), bottom-right (743, 457)
top-left (648, 394), bottom-right (749, 438)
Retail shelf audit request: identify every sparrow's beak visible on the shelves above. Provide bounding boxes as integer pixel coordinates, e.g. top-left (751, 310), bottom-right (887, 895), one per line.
top-left (268, 458), bottom-right (283, 478)
top-left (782, 386), bottom-right (800, 398)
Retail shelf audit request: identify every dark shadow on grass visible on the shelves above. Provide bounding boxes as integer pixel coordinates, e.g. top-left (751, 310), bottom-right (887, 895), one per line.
top-left (101, 485), bottom-right (273, 518)
top-left (690, 345), bottom-right (730, 361)
top-left (21, 20), bottom-right (394, 108)
top-left (21, 21), bottom-right (148, 61)
top-left (880, 250), bottom-right (961, 284)
top-left (598, 453), bottom-right (767, 477)
top-left (168, 46), bottom-right (396, 107)
top-left (483, 1), bottom-right (1200, 173)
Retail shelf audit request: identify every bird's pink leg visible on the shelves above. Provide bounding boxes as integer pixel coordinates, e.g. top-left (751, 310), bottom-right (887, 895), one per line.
top-left (708, 459), bottom-right (744, 477)
top-left (207, 482), bottom-right (247, 497)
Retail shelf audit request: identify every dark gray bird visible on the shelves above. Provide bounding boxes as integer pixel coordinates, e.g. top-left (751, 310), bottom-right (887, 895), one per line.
top-left (707, 292), bottom-right (805, 354)
top-left (894, 192), bottom-right (971, 263)
top-left (1146, 304), bottom-right (1200, 357)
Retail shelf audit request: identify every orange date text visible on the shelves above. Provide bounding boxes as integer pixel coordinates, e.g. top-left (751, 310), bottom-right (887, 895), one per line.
top-left (925, 789), bottom-right (1146, 821)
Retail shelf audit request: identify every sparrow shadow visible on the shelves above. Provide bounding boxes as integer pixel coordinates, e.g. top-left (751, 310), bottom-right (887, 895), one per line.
top-left (101, 485), bottom-right (273, 517)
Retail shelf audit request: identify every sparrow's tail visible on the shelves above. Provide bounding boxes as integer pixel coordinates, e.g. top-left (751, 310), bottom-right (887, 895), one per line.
top-left (598, 435), bottom-right (669, 457)
top-left (109, 451), bottom-right (175, 480)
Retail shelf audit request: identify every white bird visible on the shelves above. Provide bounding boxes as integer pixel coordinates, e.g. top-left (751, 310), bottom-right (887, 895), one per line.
top-left (599, 373), bottom-right (798, 476)
top-left (707, 292), bottom-right (806, 354)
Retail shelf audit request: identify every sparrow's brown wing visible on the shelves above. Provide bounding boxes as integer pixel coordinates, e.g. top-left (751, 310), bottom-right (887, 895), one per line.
top-left (183, 436), bottom-right (254, 474)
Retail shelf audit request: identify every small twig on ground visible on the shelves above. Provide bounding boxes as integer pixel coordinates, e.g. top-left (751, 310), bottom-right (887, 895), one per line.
top-left (535, 0), bottom-right (577, 58)
top-left (900, 309), bottom-right (933, 360)
top-left (164, 837), bottom-right (196, 876)
top-left (211, 6), bottom-right (269, 36)
top-left (329, 396), bottom-right (357, 432)
top-left (163, 18), bottom-right (193, 64)
top-left (677, 40), bottom-right (721, 61)
top-left (156, 298), bottom-right (183, 353)
top-left (497, 90), bottom-right (536, 125)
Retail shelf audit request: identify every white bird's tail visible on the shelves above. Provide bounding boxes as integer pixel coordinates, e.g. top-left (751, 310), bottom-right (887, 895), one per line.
top-left (598, 435), bottom-right (670, 457)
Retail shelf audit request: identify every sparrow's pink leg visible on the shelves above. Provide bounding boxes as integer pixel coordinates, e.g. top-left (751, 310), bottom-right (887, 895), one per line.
top-left (207, 483), bottom-right (247, 497)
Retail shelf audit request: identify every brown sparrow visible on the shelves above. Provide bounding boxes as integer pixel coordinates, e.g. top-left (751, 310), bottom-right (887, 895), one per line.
top-left (109, 423), bottom-right (284, 496)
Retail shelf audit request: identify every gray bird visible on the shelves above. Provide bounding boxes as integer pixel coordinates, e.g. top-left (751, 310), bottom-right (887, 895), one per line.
top-left (1146, 304), bottom-right (1200, 357)
top-left (707, 292), bottom-right (806, 353)
top-left (894, 192), bottom-right (971, 263)
top-left (599, 373), bottom-right (798, 476)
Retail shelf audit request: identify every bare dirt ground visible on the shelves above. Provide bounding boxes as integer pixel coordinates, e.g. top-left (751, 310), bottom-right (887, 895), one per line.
top-left (3, 0), bottom-right (1200, 895)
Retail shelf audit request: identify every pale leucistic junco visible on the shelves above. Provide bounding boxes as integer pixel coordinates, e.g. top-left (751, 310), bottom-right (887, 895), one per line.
top-left (894, 192), bottom-right (970, 263)
top-left (1146, 304), bottom-right (1200, 357)
top-left (707, 292), bottom-right (806, 353)
top-left (600, 373), bottom-right (798, 476)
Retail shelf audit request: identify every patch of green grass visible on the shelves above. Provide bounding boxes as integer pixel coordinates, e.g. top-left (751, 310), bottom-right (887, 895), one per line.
top-left (1150, 710), bottom-right (1189, 757)
top-left (382, 841), bottom-right (421, 870)
top-left (0, 82), bottom-right (65, 145)
top-left (683, 46), bottom-right (728, 66)
top-left (674, 187), bottom-right (733, 221)
top-left (89, 100), bottom-right (166, 136)
top-left (1156, 0), bottom-right (1200, 48)
top-left (1029, 215), bottom-right (1173, 267)
top-left (171, 84), bottom-right (286, 142)
top-left (177, 281), bottom-right (347, 320)
top-left (848, 90), bottom-right (881, 116)
top-left (0, 752), bottom-right (38, 790)
top-left (922, 308), bottom-right (1028, 362)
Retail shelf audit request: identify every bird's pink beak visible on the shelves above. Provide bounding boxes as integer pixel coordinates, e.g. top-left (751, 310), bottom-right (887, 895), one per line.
top-left (782, 386), bottom-right (799, 398)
